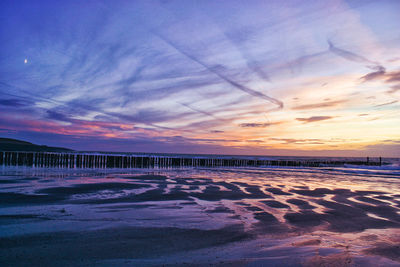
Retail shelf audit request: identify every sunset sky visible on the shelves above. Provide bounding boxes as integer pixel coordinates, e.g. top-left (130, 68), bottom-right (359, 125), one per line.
top-left (1, 0), bottom-right (399, 156)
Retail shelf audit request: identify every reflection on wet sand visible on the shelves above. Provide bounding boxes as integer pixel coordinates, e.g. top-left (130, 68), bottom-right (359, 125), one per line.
top-left (0, 167), bottom-right (399, 266)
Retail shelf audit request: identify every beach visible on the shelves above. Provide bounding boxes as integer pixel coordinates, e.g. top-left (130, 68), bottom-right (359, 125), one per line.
top-left (0, 165), bottom-right (399, 266)
top-left (2, 0), bottom-right (400, 265)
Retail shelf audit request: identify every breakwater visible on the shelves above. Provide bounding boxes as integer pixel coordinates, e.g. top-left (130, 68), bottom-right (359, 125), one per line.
top-left (0, 151), bottom-right (383, 169)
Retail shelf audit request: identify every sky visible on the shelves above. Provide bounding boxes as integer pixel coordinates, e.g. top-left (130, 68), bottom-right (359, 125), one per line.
top-left (0, 0), bottom-right (399, 157)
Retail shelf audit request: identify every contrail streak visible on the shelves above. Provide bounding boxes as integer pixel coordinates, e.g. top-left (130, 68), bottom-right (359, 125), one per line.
top-left (152, 30), bottom-right (284, 109)
top-left (328, 40), bottom-right (379, 65)
top-left (224, 30), bottom-right (271, 82)
top-left (179, 102), bottom-right (227, 121)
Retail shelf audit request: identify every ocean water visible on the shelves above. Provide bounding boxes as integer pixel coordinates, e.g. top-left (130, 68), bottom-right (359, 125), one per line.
top-left (0, 164), bottom-right (400, 266)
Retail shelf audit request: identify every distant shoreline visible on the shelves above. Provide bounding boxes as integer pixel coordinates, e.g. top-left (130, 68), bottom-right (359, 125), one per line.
top-left (0, 137), bottom-right (73, 152)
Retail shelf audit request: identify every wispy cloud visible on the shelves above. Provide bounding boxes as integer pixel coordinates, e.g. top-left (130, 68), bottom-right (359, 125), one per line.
top-left (382, 139), bottom-right (400, 144)
top-left (292, 100), bottom-right (345, 110)
top-left (239, 122), bottom-right (280, 128)
top-left (373, 100), bottom-right (398, 107)
top-left (328, 40), bottom-right (379, 65)
top-left (296, 116), bottom-right (333, 123)
top-left (0, 98), bottom-right (33, 107)
top-left (151, 30), bottom-right (284, 110)
top-left (387, 84), bottom-right (400, 94)
top-left (361, 66), bottom-right (386, 82)
top-left (269, 138), bottom-right (324, 145)
top-left (386, 71), bottom-right (400, 83)
top-left (360, 67), bottom-right (400, 95)
top-left (361, 68), bottom-right (400, 84)
top-left (223, 29), bottom-right (271, 82)
top-left (179, 102), bottom-right (226, 122)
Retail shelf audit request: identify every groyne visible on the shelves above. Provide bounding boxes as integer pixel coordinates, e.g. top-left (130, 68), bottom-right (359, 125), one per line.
top-left (0, 151), bottom-right (383, 169)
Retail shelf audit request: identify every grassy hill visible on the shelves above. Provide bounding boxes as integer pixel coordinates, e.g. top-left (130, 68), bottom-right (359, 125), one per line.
top-left (0, 138), bottom-right (73, 152)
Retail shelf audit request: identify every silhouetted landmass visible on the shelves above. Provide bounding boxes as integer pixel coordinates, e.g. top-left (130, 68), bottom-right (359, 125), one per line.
top-left (0, 138), bottom-right (73, 152)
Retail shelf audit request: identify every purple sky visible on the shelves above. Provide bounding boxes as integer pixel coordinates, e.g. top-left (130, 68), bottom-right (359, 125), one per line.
top-left (1, 0), bottom-right (400, 156)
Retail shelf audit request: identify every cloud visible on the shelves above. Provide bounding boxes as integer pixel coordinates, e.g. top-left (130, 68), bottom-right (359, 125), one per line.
top-left (179, 118), bottom-right (228, 132)
top-left (0, 98), bottom-right (33, 107)
top-left (46, 110), bottom-right (73, 123)
top-left (360, 68), bottom-right (400, 84)
top-left (387, 84), bottom-right (400, 94)
top-left (247, 139), bottom-right (263, 143)
top-left (359, 68), bottom-right (400, 95)
top-left (361, 66), bottom-right (386, 82)
top-left (269, 138), bottom-right (324, 144)
top-left (328, 40), bottom-right (378, 65)
top-left (296, 116), bottom-right (333, 123)
top-left (151, 30), bottom-right (284, 109)
top-left (179, 102), bottom-right (226, 121)
top-left (373, 100), bottom-right (398, 107)
top-left (328, 41), bottom-right (392, 88)
top-left (382, 139), bottom-right (400, 144)
top-left (276, 51), bottom-right (329, 74)
top-left (292, 100), bottom-right (345, 110)
top-left (223, 29), bottom-right (271, 82)
top-left (386, 71), bottom-right (400, 83)
top-left (387, 57), bottom-right (400, 63)
top-left (239, 122), bottom-right (280, 128)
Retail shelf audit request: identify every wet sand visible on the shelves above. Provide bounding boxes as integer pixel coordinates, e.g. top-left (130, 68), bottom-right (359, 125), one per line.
top-left (0, 166), bottom-right (399, 266)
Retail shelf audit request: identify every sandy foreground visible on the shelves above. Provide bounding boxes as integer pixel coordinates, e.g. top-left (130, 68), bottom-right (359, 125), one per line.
top-left (0, 167), bottom-right (399, 266)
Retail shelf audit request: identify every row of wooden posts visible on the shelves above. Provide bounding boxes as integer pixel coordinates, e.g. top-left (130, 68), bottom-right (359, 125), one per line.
top-left (0, 151), bottom-right (382, 169)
